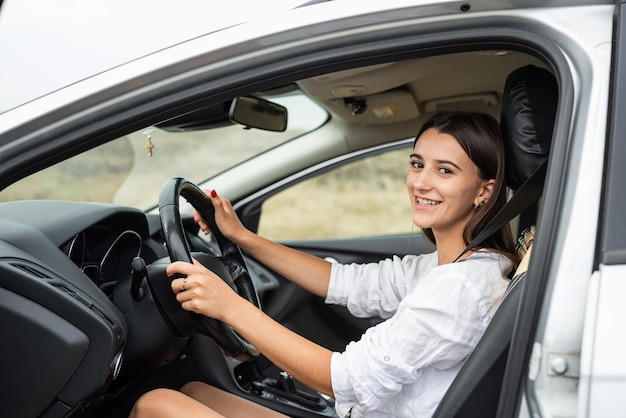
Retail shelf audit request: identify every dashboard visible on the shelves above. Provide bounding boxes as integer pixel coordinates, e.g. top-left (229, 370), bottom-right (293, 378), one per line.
top-left (0, 201), bottom-right (157, 415)
top-left (0, 199), bottom-right (278, 417)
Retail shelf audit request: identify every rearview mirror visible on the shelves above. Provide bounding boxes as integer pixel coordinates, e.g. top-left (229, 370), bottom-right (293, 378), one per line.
top-left (229, 96), bottom-right (288, 132)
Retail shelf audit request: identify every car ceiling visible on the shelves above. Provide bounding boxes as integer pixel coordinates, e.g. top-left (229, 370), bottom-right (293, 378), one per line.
top-left (297, 50), bottom-right (548, 128)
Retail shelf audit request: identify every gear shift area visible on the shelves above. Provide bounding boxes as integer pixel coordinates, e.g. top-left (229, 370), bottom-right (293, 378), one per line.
top-left (248, 371), bottom-right (328, 411)
top-left (234, 360), bottom-right (336, 416)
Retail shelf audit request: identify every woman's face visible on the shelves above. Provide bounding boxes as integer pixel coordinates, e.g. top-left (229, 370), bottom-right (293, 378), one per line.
top-left (406, 128), bottom-right (493, 240)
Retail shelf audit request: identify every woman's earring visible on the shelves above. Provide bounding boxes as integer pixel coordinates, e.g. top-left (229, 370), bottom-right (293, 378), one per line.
top-left (474, 199), bottom-right (485, 210)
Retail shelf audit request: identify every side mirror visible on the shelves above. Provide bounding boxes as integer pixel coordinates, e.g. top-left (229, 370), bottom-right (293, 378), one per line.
top-left (229, 96), bottom-right (288, 132)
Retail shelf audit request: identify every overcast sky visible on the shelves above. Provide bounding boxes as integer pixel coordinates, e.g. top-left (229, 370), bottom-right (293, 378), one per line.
top-left (0, 0), bottom-right (309, 111)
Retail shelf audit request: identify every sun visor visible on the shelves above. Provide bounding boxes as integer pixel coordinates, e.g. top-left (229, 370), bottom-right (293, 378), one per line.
top-left (330, 90), bottom-right (420, 125)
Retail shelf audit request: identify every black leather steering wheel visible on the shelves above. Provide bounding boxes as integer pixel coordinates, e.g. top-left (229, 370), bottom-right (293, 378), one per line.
top-left (158, 177), bottom-right (260, 361)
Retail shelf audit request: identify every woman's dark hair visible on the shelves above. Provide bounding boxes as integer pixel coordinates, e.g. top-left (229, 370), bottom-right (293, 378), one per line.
top-left (414, 111), bottom-right (519, 267)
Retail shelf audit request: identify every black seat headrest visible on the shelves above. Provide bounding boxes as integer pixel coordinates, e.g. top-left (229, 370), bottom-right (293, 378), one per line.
top-left (500, 65), bottom-right (558, 191)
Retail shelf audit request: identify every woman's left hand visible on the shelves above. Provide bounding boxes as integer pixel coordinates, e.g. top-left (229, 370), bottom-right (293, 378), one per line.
top-left (167, 258), bottom-right (239, 320)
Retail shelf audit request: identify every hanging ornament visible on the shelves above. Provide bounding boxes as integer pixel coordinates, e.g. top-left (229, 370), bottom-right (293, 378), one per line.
top-left (142, 128), bottom-right (155, 157)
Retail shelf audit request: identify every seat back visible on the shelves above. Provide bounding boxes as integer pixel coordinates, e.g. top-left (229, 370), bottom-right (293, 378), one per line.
top-left (432, 65), bottom-right (558, 418)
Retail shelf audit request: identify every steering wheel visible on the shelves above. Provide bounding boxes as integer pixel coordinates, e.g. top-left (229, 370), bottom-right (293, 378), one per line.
top-left (157, 177), bottom-right (260, 362)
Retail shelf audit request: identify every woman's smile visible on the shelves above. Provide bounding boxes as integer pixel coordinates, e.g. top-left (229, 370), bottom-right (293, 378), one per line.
top-left (414, 196), bottom-right (441, 207)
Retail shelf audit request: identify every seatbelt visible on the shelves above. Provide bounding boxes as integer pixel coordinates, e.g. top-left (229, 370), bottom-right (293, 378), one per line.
top-left (454, 159), bottom-right (547, 262)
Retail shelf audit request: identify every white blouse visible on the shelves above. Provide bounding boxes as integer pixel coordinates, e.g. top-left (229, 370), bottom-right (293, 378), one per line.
top-left (326, 251), bottom-right (512, 418)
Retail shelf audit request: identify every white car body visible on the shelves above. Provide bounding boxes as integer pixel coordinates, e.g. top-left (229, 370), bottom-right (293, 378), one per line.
top-left (0, 1), bottom-right (623, 417)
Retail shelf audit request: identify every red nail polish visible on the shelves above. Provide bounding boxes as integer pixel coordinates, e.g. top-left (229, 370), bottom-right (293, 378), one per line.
top-left (210, 190), bottom-right (217, 198)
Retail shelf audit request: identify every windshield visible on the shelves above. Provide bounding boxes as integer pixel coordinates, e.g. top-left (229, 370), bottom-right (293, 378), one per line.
top-left (0, 93), bottom-right (328, 210)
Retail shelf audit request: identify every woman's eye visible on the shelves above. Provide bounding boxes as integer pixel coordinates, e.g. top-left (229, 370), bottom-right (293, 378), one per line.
top-left (410, 160), bottom-right (423, 169)
top-left (438, 167), bottom-right (453, 174)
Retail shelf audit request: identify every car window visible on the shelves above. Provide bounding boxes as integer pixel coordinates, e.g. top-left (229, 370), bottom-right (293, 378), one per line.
top-left (0, 93), bottom-right (327, 209)
top-left (257, 145), bottom-right (415, 241)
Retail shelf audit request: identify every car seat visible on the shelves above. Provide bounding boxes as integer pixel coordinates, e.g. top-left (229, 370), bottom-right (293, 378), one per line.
top-left (431, 64), bottom-right (558, 418)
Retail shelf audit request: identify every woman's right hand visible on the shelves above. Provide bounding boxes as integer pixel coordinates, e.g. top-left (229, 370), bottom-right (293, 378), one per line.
top-left (195, 191), bottom-right (333, 299)
top-left (194, 189), bottom-right (249, 246)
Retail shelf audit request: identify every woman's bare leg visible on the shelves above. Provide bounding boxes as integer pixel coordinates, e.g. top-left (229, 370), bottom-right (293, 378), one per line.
top-left (129, 388), bottom-right (226, 418)
top-left (181, 381), bottom-right (289, 418)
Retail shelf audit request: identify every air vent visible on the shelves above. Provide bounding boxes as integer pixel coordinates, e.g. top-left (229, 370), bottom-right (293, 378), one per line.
top-left (10, 262), bottom-right (50, 279)
top-left (51, 283), bottom-right (78, 298)
top-left (7, 260), bottom-right (82, 302)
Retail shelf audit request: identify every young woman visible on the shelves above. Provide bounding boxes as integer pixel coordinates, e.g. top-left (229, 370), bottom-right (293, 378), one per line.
top-left (130, 111), bottom-right (519, 418)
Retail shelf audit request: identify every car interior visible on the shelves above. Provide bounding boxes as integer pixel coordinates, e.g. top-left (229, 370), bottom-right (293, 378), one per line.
top-left (0, 33), bottom-right (561, 418)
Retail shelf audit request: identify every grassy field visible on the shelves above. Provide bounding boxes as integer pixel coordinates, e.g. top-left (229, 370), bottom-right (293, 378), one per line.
top-left (258, 148), bottom-right (415, 240)
top-left (1, 130), bottom-right (414, 240)
top-left (0, 126), bottom-right (290, 206)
